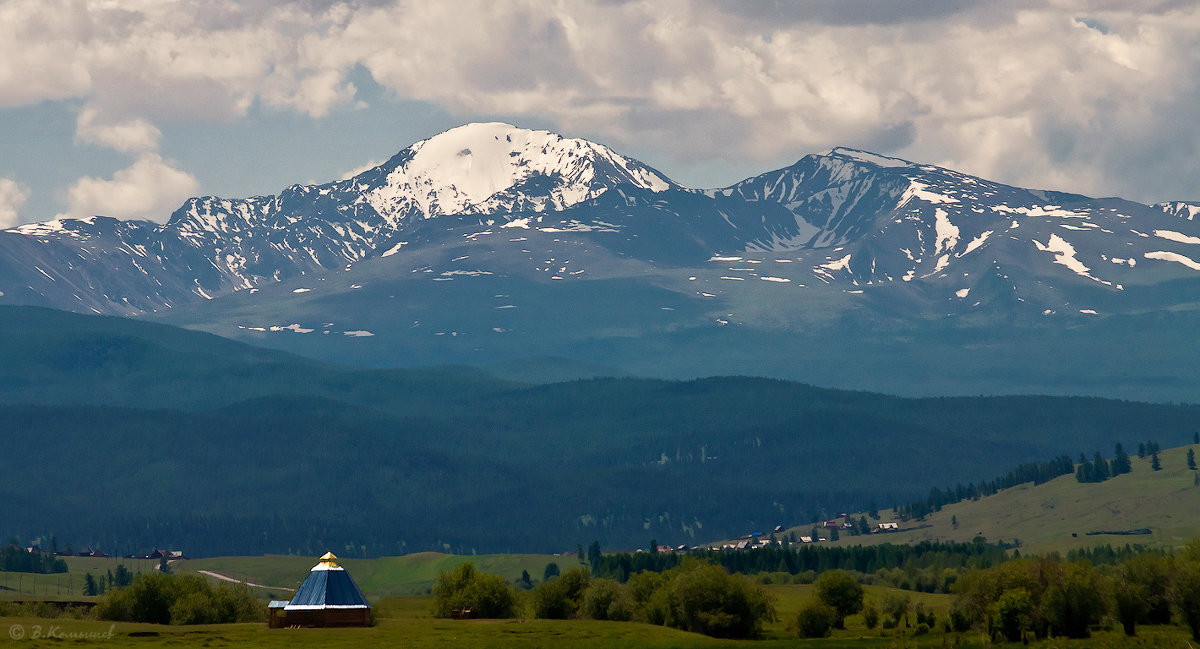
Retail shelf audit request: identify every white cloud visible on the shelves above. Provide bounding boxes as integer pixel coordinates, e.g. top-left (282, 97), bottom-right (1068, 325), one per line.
top-left (302, 1), bottom-right (1200, 200)
top-left (61, 154), bottom-right (199, 223)
top-left (0, 178), bottom-right (30, 229)
top-left (75, 106), bottom-right (161, 153)
top-left (3, 0), bottom-right (1200, 204)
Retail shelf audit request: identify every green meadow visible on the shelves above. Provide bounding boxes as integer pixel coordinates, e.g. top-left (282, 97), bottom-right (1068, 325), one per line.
top-left (781, 443), bottom-right (1200, 556)
top-left (4, 585), bottom-right (1199, 648)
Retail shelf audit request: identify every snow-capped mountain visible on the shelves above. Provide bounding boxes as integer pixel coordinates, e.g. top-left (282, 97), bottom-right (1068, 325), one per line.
top-left (714, 146), bottom-right (1200, 315)
top-left (2, 123), bottom-right (1200, 398)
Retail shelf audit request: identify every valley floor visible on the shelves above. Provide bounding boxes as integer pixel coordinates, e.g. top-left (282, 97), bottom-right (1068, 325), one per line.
top-left (3, 589), bottom-right (1198, 648)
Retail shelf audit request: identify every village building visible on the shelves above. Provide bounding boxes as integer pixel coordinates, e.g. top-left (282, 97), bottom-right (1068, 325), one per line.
top-left (268, 552), bottom-right (371, 628)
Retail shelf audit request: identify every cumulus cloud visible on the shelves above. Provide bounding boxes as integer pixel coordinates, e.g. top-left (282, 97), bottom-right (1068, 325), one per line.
top-left (0, 179), bottom-right (30, 229)
top-left (0, 0), bottom-right (357, 121)
top-left (3, 0), bottom-right (1200, 204)
top-left (310, 1), bottom-right (1200, 200)
top-left (61, 154), bottom-right (199, 223)
top-left (75, 106), bottom-right (161, 153)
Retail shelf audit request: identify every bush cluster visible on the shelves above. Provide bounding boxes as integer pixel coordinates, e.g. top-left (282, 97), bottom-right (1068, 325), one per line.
top-left (951, 540), bottom-right (1200, 642)
top-left (431, 562), bottom-right (518, 619)
top-left (433, 559), bottom-right (775, 639)
top-left (93, 572), bottom-right (263, 625)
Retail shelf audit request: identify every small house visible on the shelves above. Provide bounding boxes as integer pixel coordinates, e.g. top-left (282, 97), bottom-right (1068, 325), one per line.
top-left (268, 552), bottom-right (371, 628)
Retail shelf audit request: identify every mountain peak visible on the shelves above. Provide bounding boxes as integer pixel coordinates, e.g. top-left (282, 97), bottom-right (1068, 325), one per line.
top-left (824, 147), bottom-right (915, 169)
top-left (364, 122), bottom-right (673, 219)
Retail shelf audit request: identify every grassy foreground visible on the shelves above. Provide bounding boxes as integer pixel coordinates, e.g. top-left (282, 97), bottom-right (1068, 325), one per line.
top-left (4, 585), bottom-right (1200, 648)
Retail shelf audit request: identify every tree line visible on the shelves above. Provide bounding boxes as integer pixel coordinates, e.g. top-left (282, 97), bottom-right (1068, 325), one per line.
top-left (0, 544), bottom-right (67, 574)
top-left (896, 455), bottom-right (1075, 521)
top-left (591, 540), bottom-right (1010, 592)
top-left (950, 539), bottom-right (1200, 641)
top-left (436, 539), bottom-right (1200, 643)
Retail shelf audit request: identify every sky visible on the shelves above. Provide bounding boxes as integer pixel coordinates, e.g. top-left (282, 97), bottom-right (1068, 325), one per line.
top-left (1, 0), bottom-right (1198, 229)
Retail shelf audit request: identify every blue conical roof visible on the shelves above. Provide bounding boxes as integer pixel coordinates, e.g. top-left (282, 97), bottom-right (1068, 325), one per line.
top-left (284, 553), bottom-right (371, 610)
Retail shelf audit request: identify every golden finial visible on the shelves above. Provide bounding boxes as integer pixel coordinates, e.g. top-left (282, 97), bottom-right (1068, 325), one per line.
top-left (319, 551), bottom-right (339, 568)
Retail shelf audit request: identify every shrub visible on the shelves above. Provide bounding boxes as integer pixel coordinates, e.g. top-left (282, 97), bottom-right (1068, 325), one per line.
top-left (1042, 562), bottom-right (1108, 639)
top-left (914, 600), bottom-right (936, 627)
top-left (660, 559), bottom-right (776, 639)
top-left (793, 598), bottom-right (836, 638)
top-left (814, 570), bottom-right (863, 629)
top-left (988, 587), bottom-right (1033, 643)
top-left (626, 570), bottom-right (666, 605)
top-left (1171, 545), bottom-right (1200, 642)
top-left (94, 572), bottom-right (263, 625)
top-left (431, 562), bottom-right (517, 619)
top-left (861, 600), bottom-right (880, 629)
top-left (880, 591), bottom-right (910, 627)
top-left (580, 578), bottom-right (634, 621)
top-left (532, 568), bottom-right (590, 619)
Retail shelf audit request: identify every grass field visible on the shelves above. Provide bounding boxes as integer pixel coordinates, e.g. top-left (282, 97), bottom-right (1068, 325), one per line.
top-left (0, 557), bottom-right (159, 602)
top-left (180, 552), bottom-right (571, 599)
top-left (3, 585), bottom-right (1198, 648)
top-left (783, 444), bottom-right (1200, 556)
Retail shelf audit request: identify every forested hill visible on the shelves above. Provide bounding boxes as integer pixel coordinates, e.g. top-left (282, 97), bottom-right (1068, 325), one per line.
top-left (1, 305), bottom-right (1198, 556)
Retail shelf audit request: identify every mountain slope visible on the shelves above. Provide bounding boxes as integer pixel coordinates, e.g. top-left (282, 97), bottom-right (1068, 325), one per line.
top-left (2, 125), bottom-right (1200, 398)
top-left (3, 307), bottom-right (1199, 555)
top-left (838, 443), bottom-right (1200, 555)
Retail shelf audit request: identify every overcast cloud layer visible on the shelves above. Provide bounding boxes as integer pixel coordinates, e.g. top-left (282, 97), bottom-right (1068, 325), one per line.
top-left (0, 0), bottom-right (1198, 224)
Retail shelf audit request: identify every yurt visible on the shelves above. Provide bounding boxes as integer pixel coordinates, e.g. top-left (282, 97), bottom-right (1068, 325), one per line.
top-left (268, 552), bottom-right (371, 628)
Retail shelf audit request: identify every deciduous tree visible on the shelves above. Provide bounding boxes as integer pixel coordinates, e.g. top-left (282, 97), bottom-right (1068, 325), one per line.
top-left (814, 569), bottom-right (863, 629)
top-left (431, 562), bottom-right (517, 619)
top-left (793, 598), bottom-right (836, 638)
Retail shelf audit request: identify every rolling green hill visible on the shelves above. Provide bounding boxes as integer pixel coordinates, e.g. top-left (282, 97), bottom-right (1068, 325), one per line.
top-left (3, 305), bottom-right (1200, 557)
top-left (814, 444), bottom-right (1200, 556)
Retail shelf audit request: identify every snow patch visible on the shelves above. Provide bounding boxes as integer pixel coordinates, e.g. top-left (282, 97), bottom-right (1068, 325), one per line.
top-left (902, 180), bottom-right (959, 205)
top-left (933, 208), bottom-right (960, 255)
top-left (1154, 229), bottom-right (1200, 245)
top-left (760, 276), bottom-right (791, 283)
top-left (381, 241), bottom-right (408, 257)
top-left (961, 230), bottom-right (992, 256)
top-left (269, 324), bottom-right (314, 334)
top-left (440, 270), bottom-right (494, 277)
top-left (994, 204), bottom-right (1088, 218)
top-left (343, 330), bottom-right (374, 337)
top-left (1033, 234), bottom-right (1110, 284)
top-left (818, 254), bottom-right (851, 272)
top-left (292, 288), bottom-right (312, 293)
top-left (1144, 250), bottom-right (1200, 271)
top-left (955, 288), bottom-right (970, 298)
top-left (828, 147), bottom-right (912, 168)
